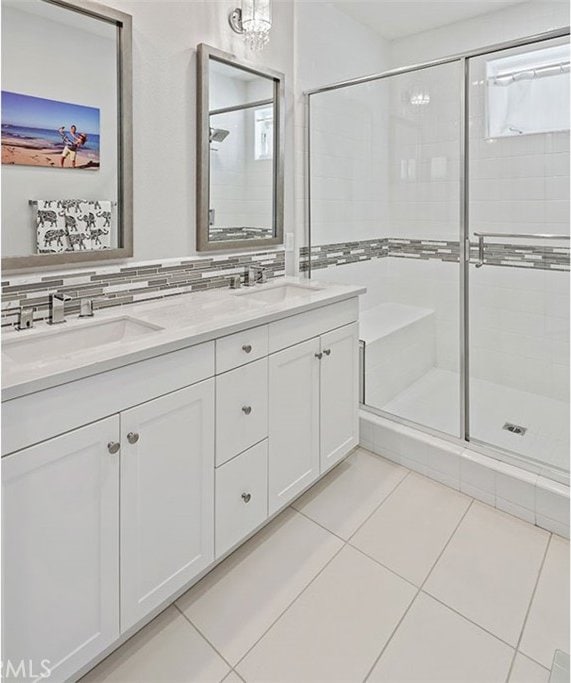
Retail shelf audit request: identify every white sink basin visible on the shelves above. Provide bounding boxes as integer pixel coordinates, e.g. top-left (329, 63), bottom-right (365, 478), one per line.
top-left (236, 282), bottom-right (322, 304)
top-left (3, 316), bottom-right (163, 366)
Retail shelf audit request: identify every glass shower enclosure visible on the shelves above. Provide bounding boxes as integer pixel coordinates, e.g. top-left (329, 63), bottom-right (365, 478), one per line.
top-left (305, 29), bottom-right (570, 483)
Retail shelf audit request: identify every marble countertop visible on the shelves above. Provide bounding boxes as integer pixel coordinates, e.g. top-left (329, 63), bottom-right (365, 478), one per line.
top-left (2, 278), bottom-right (365, 401)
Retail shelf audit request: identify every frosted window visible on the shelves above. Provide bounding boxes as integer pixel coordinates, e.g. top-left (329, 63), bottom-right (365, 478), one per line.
top-left (254, 107), bottom-right (273, 160)
top-left (486, 44), bottom-right (570, 138)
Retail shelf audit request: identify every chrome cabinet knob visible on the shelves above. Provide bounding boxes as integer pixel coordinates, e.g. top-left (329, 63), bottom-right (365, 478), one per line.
top-left (241, 492), bottom-right (252, 503)
top-left (107, 441), bottom-right (120, 454)
top-left (242, 405), bottom-right (252, 415)
top-left (315, 352), bottom-right (323, 359)
top-left (323, 349), bottom-right (331, 356)
top-left (127, 432), bottom-right (139, 444)
top-left (242, 344), bottom-right (252, 353)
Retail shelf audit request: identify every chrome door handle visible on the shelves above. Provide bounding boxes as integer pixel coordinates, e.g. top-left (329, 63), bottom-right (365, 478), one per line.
top-left (242, 405), bottom-right (252, 415)
top-left (241, 492), bottom-right (252, 503)
top-left (127, 432), bottom-right (139, 444)
top-left (323, 349), bottom-right (331, 356)
top-left (242, 344), bottom-right (252, 353)
top-left (315, 352), bottom-right (323, 359)
top-left (107, 441), bottom-right (120, 454)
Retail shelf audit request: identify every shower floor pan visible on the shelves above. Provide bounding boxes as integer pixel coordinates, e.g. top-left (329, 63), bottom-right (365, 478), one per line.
top-left (373, 367), bottom-right (569, 474)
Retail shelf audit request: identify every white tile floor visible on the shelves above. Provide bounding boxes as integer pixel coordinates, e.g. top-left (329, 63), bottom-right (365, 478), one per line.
top-left (83, 448), bottom-right (569, 683)
top-left (380, 368), bottom-right (570, 473)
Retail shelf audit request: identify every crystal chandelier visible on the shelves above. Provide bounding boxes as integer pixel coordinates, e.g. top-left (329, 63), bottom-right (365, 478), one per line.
top-left (229, 0), bottom-right (272, 51)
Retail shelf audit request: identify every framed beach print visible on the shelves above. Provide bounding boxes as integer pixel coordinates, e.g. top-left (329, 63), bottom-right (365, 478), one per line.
top-left (2, 91), bottom-right (101, 170)
top-left (1, 0), bottom-right (132, 271)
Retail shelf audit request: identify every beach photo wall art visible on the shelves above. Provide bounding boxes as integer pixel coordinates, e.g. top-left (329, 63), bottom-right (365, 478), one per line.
top-left (1, 91), bottom-right (100, 170)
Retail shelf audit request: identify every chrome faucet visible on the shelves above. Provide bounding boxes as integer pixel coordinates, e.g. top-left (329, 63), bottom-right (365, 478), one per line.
top-left (244, 265), bottom-right (267, 287)
top-left (48, 293), bottom-right (72, 325)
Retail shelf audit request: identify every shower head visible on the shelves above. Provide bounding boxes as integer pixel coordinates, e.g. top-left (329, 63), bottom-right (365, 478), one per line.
top-left (210, 127), bottom-right (230, 144)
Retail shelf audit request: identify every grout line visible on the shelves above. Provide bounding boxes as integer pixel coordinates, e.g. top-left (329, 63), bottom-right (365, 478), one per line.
top-left (292, 506), bottom-right (349, 543)
top-left (174, 603), bottom-right (235, 672)
top-left (504, 532), bottom-right (553, 683)
top-left (232, 542), bottom-right (347, 674)
top-left (363, 498), bottom-right (475, 682)
top-left (225, 466), bottom-right (420, 674)
top-left (347, 543), bottom-right (419, 591)
top-left (218, 457), bottom-right (414, 675)
top-left (292, 452), bottom-right (411, 545)
top-left (346, 469), bottom-right (412, 542)
top-left (421, 590), bottom-right (519, 652)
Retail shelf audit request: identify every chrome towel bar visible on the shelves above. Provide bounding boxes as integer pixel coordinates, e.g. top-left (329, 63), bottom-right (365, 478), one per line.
top-left (473, 232), bottom-right (570, 268)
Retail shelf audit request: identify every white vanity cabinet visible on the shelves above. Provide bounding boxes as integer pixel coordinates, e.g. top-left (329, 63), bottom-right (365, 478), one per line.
top-left (2, 417), bottom-right (120, 683)
top-left (1, 293), bottom-right (361, 682)
top-left (320, 322), bottom-right (360, 472)
top-left (267, 320), bottom-right (359, 514)
top-left (120, 380), bottom-right (215, 630)
top-left (268, 337), bottom-right (321, 513)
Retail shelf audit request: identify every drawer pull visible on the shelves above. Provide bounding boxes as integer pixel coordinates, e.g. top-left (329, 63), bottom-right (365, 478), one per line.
top-left (107, 441), bottom-right (120, 455)
top-left (241, 405), bottom-right (252, 415)
top-left (323, 349), bottom-right (331, 356)
top-left (241, 492), bottom-right (252, 503)
top-left (315, 352), bottom-right (323, 360)
top-left (127, 432), bottom-right (140, 444)
top-left (242, 344), bottom-right (252, 353)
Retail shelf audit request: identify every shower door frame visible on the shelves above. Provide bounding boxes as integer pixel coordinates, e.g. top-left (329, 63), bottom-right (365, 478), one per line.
top-left (304, 27), bottom-right (570, 480)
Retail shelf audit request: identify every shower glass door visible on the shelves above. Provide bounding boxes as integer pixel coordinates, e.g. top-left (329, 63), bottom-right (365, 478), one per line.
top-left (308, 61), bottom-right (463, 439)
top-left (467, 37), bottom-right (570, 477)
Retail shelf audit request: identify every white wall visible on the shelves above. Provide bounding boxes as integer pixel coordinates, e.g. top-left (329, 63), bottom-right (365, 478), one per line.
top-left (89, 0), bottom-right (294, 262)
top-left (2, 3), bottom-right (119, 257)
top-left (389, 1), bottom-right (570, 68)
top-left (293, 1), bottom-right (390, 257)
top-left (387, 60), bottom-right (461, 241)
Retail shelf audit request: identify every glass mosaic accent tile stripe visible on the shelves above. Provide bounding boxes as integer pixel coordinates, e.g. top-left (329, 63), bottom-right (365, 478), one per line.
top-left (1, 249), bottom-right (285, 327)
top-left (300, 238), bottom-right (569, 272)
top-left (209, 227), bottom-right (273, 241)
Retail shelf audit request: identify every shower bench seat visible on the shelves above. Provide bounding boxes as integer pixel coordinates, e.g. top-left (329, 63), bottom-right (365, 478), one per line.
top-left (360, 302), bottom-right (436, 408)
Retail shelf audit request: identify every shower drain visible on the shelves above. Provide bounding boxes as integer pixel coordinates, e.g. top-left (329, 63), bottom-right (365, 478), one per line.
top-left (503, 422), bottom-right (527, 436)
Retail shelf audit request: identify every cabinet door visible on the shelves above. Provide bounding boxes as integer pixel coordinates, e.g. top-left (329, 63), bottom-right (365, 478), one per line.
top-left (320, 322), bottom-right (359, 471)
top-left (120, 380), bottom-right (214, 630)
top-left (2, 417), bottom-right (120, 683)
top-left (268, 337), bottom-right (320, 514)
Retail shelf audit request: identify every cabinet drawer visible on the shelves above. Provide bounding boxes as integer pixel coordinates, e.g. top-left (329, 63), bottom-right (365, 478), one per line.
top-left (216, 358), bottom-right (268, 466)
top-left (215, 439), bottom-right (268, 558)
top-left (268, 298), bottom-right (358, 354)
top-left (216, 325), bottom-right (269, 373)
top-left (2, 342), bottom-right (215, 456)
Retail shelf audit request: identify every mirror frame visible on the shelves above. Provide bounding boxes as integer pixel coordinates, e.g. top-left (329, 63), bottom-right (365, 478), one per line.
top-left (1, 0), bottom-right (133, 272)
top-left (196, 43), bottom-right (285, 252)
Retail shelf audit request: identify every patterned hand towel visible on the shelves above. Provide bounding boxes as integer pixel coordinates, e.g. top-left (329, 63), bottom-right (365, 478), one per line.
top-left (36, 199), bottom-right (112, 253)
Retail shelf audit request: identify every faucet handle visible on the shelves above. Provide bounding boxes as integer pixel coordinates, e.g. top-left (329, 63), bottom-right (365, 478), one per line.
top-left (79, 298), bottom-right (95, 318)
top-left (16, 306), bottom-right (36, 331)
top-left (51, 292), bottom-right (72, 303)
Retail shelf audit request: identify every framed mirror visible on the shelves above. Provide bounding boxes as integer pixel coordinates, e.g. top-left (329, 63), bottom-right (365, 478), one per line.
top-left (1, 0), bottom-right (132, 271)
top-left (197, 43), bottom-right (284, 251)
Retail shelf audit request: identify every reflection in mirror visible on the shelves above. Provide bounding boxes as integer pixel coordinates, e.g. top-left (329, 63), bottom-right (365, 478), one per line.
top-left (1, 0), bottom-right (132, 271)
top-left (197, 44), bottom-right (284, 251)
top-left (209, 60), bottom-right (274, 242)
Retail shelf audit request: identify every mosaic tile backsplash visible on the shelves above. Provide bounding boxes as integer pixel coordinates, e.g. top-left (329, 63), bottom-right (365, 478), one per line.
top-left (301, 238), bottom-right (570, 272)
top-left (1, 249), bottom-right (285, 328)
top-left (209, 227), bottom-right (273, 242)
